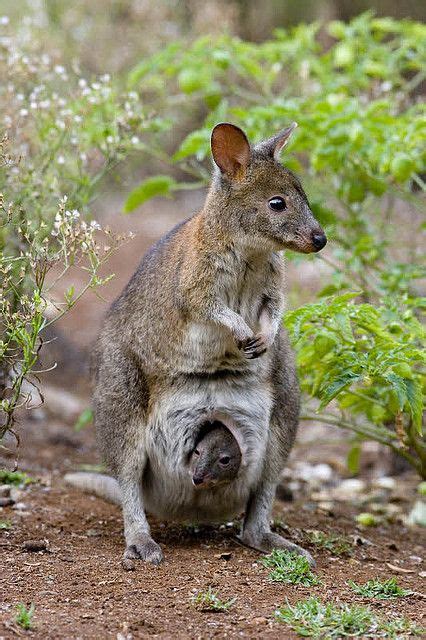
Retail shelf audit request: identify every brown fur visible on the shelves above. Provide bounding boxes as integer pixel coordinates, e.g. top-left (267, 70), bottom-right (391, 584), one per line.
top-left (91, 123), bottom-right (326, 566)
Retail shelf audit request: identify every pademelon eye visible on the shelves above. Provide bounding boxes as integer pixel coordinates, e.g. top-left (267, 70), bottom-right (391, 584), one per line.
top-left (194, 449), bottom-right (200, 456)
top-left (219, 456), bottom-right (230, 465)
top-left (268, 196), bottom-right (286, 212)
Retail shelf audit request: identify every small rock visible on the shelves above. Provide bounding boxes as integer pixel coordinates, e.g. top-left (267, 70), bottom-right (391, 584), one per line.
top-left (334, 479), bottom-right (366, 500)
top-left (12, 502), bottom-right (28, 511)
top-left (317, 501), bottom-right (334, 515)
top-left (408, 555), bottom-right (422, 565)
top-left (373, 476), bottom-right (396, 490)
top-left (121, 558), bottom-right (136, 571)
top-left (214, 552), bottom-right (232, 560)
top-left (86, 528), bottom-right (102, 537)
top-left (351, 535), bottom-right (374, 547)
top-left (250, 617), bottom-right (267, 625)
top-left (23, 539), bottom-right (48, 552)
top-left (419, 571), bottom-right (426, 579)
top-left (407, 500), bottom-right (426, 527)
top-left (0, 485), bottom-right (11, 497)
top-left (10, 488), bottom-right (24, 502)
top-left (0, 497), bottom-right (14, 507)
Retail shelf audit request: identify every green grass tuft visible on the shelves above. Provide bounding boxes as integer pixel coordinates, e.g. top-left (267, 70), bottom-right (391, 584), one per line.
top-left (261, 549), bottom-right (320, 586)
top-left (191, 587), bottom-right (236, 612)
top-left (0, 520), bottom-right (12, 530)
top-left (349, 577), bottom-right (413, 599)
top-left (306, 529), bottom-right (352, 556)
top-left (15, 603), bottom-right (35, 630)
top-left (275, 596), bottom-right (421, 638)
top-left (0, 470), bottom-right (34, 486)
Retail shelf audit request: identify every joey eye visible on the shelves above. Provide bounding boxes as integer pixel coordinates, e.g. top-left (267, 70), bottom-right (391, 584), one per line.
top-left (268, 196), bottom-right (286, 212)
top-left (194, 449), bottom-right (200, 456)
top-left (219, 456), bottom-right (230, 465)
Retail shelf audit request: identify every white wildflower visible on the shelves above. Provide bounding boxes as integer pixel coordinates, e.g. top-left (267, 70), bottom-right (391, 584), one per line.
top-left (57, 155), bottom-right (65, 165)
top-left (131, 136), bottom-right (139, 145)
top-left (78, 78), bottom-right (87, 88)
top-left (0, 16), bottom-right (10, 25)
top-left (19, 108), bottom-right (28, 117)
top-left (54, 64), bottom-right (65, 75)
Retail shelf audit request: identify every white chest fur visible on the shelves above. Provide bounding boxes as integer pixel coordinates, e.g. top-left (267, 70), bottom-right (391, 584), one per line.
top-left (144, 374), bottom-right (273, 521)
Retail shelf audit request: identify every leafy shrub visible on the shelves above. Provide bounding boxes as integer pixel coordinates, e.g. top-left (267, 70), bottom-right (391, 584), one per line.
top-left (0, 19), bottom-right (164, 441)
top-left (348, 577), bottom-right (413, 599)
top-left (127, 12), bottom-right (426, 477)
top-left (15, 603), bottom-right (35, 630)
top-left (191, 587), bottom-right (236, 612)
top-left (275, 596), bottom-right (421, 638)
top-left (261, 549), bottom-right (320, 586)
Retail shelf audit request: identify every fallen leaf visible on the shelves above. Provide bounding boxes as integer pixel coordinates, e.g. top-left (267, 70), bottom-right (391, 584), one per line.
top-left (386, 562), bottom-right (415, 574)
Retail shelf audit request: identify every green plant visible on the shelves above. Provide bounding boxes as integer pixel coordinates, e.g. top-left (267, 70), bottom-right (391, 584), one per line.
top-left (275, 596), bottom-right (421, 638)
top-left (15, 603), bottom-right (35, 630)
top-left (285, 293), bottom-right (425, 478)
top-left (0, 470), bottom-right (33, 486)
top-left (261, 549), bottom-right (320, 586)
top-left (306, 530), bottom-right (352, 556)
top-left (349, 578), bottom-right (413, 599)
top-left (126, 12), bottom-right (426, 477)
top-left (356, 512), bottom-right (379, 527)
top-left (0, 19), bottom-right (165, 443)
top-left (191, 587), bottom-right (236, 612)
top-left (0, 520), bottom-right (11, 530)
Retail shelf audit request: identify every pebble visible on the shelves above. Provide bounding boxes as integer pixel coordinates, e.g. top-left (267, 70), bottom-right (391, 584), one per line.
top-left (0, 485), bottom-right (11, 497)
top-left (407, 500), bottom-right (426, 527)
top-left (0, 497), bottom-right (14, 507)
top-left (334, 479), bottom-right (366, 498)
top-left (12, 502), bottom-right (28, 511)
top-left (23, 539), bottom-right (49, 552)
top-left (372, 476), bottom-right (396, 490)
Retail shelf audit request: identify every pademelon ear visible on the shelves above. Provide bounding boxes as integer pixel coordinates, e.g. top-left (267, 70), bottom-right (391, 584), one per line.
top-left (211, 123), bottom-right (251, 180)
top-left (256, 122), bottom-right (298, 161)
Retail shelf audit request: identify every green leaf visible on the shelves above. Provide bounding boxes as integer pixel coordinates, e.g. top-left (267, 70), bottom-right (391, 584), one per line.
top-left (123, 176), bottom-right (178, 212)
top-left (74, 408), bottom-right (93, 432)
top-left (173, 130), bottom-right (210, 161)
top-left (319, 373), bottom-right (362, 408)
top-left (347, 443), bottom-right (361, 475)
top-left (383, 372), bottom-right (407, 410)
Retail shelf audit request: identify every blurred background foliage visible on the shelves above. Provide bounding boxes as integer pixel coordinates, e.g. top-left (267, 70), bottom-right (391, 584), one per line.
top-left (0, 1), bottom-right (425, 477)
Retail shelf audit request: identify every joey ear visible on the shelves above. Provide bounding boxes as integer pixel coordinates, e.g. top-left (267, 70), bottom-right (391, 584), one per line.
top-left (211, 123), bottom-right (251, 180)
top-left (256, 122), bottom-right (297, 161)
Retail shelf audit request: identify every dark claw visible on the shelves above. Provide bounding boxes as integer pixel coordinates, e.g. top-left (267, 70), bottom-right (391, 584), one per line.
top-left (246, 348), bottom-right (267, 359)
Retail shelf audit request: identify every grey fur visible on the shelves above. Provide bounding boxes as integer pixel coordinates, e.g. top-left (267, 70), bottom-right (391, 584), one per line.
top-left (88, 123), bottom-right (326, 566)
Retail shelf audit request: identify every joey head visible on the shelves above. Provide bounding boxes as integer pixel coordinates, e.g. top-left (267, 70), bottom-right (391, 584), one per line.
top-left (189, 421), bottom-right (242, 488)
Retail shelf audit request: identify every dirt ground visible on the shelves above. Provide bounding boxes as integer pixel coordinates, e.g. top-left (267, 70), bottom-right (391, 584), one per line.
top-left (1, 191), bottom-right (425, 639)
top-left (1, 409), bottom-right (425, 640)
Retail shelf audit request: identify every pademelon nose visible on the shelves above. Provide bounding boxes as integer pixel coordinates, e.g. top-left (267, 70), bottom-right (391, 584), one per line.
top-left (192, 476), bottom-right (204, 486)
top-left (312, 232), bottom-right (327, 251)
